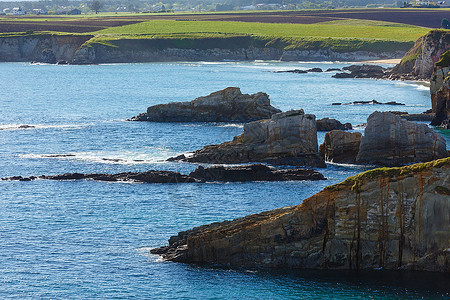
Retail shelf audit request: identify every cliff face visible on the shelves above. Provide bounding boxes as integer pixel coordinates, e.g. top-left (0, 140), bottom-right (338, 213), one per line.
top-left (152, 158), bottom-right (450, 272)
top-left (0, 34), bottom-right (92, 62)
top-left (71, 38), bottom-right (405, 64)
top-left (430, 51), bottom-right (450, 128)
top-left (392, 30), bottom-right (450, 79)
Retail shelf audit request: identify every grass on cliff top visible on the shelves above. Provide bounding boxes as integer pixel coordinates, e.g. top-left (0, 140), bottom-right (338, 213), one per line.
top-left (0, 31), bottom-right (88, 38)
top-left (93, 19), bottom-right (429, 43)
top-left (326, 157), bottom-right (450, 192)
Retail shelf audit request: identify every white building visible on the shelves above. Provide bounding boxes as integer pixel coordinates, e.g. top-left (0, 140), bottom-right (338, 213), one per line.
top-left (12, 7), bottom-right (26, 15)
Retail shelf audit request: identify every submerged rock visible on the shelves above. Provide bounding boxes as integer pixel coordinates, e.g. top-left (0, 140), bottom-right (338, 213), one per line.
top-left (319, 130), bottom-right (362, 164)
top-left (129, 87), bottom-right (281, 123)
top-left (169, 110), bottom-right (326, 168)
top-left (152, 157), bottom-right (450, 272)
top-left (316, 118), bottom-right (352, 131)
top-left (2, 164), bottom-right (325, 183)
top-left (356, 111), bottom-right (447, 166)
top-left (331, 100), bottom-right (405, 106)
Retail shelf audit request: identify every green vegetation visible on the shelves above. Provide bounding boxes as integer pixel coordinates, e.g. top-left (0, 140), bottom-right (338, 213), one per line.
top-left (436, 50), bottom-right (450, 67)
top-left (94, 20), bottom-right (428, 42)
top-left (325, 157), bottom-right (450, 192)
top-left (80, 19), bottom-right (429, 53)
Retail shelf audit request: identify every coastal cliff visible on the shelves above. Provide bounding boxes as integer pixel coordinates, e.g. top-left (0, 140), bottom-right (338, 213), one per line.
top-left (152, 158), bottom-right (450, 272)
top-left (391, 30), bottom-right (450, 79)
top-left (0, 33), bottom-right (92, 63)
top-left (430, 51), bottom-right (450, 128)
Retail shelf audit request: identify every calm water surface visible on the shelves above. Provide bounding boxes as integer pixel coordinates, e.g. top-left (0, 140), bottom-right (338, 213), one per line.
top-left (0, 62), bottom-right (449, 299)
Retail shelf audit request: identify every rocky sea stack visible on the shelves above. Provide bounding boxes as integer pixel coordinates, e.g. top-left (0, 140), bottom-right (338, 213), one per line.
top-left (169, 109), bottom-right (326, 168)
top-left (152, 158), bottom-right (450, 272)
top-left (129, 87), bottom-right (281, 123)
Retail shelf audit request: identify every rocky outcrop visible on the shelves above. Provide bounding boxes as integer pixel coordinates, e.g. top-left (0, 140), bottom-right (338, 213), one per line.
top-left (316, 118), bottom-right (352, 131)
top-left (169, 110), bottom-right (326, 168)
top-left (129, 87), bottom-right (281, 123)
top-left (391, 30), bottom-right (450, 80)
top-left (189, 164), bottom-right (325, 182)
top-left (430, 51), bottom-right (450, 128)
top-left (356, 112), bottom-right (447, 166)
top-left (1, 164), bottom-right (325, 183)
top-left (151, 158), bottom-right (450, 272)
top-left (0, 33), bottom-right (91, 63)
top-left (319, 130), bottom-right (362, 164)
top-left (333, 64), bottom-right (387, 79)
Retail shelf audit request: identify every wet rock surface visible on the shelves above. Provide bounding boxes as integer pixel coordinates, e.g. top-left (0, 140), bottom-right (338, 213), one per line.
top-left (2, 164), bottom-right (325, 183)
top-left (331, 100), bottom-right (405, 106)
top-left (152, 158), bottom-right (450, 272)
top-left (169, 110), bottom-right (326, 168)
top-left (129, 87), bottom-right (281, 123)
top-left (333, 64), bottom-right (387, 79)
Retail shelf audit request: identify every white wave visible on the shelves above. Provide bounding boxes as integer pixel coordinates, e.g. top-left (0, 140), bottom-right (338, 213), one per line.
top-left (0, 123), bottom-right (89, 131)
top-left (20, 149), bottom-right (175, 165)
top-left (215, 123), bottom-right (244, 128)
top-left (394, 82), bottom-right (430, 91)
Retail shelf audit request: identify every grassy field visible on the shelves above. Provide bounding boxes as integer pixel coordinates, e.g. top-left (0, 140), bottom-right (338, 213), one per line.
top-left (0, 9), bottom-right (439, 54)
top-left (94, 19), bottom-right (429, 42)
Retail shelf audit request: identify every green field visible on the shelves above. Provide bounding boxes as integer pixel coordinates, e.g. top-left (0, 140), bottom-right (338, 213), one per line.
top-left (95, 19), bottom-right (428, 42)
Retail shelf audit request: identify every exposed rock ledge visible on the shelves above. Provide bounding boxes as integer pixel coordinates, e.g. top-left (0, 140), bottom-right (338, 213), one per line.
top-left (151, 158), bottom-right (450, 272)
top-left (129, 87), bottom-right (281, 123)
top-left (169, 110), bottom-right (326, 168)
top-left (1, 164), bottom-right (325, 183)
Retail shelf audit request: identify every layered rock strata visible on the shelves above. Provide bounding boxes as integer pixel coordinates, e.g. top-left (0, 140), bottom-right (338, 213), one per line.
top-left (430, 51), bottom-right (450, 128)
top-left (152, 158), bottom-right (450, 272)
top-left (2, 164), bottom-right (325, 183)
top-left (319, 130), bottom-right (362, 164)
top-left (356, 112), bottom-right (447, 166)
top-left (129, 87), bottom-right (281, 123)
top-left (169, 110), bottom-right (326, 168)
top-left (391, 30), bottom-right (450, 80)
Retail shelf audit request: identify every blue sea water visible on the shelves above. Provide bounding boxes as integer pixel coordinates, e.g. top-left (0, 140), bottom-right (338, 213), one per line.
top-left (0, 61), bottom-right (449, 299)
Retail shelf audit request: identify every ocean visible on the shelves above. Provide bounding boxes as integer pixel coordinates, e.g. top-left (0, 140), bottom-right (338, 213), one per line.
top-left (0, 61), bottom-right (449, 299)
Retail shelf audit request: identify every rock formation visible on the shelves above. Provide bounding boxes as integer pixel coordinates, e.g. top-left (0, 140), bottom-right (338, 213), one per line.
top-left (331, 100), bottom-right (405, 106)
top-left (1, 164), bottom-right (325, 183)
top-left (0, 34), bottom-right (91, 63)
top-left (319, 130), bottom-right (362, 164)
top-left (333, 65), bottom-right (387, 79)
top-left (129, 87), bottom-right (281, 123)
top-left (152, 157), bottom-right (450, 272)
top-left (430, 51), bottom-right (450, 129)
top-left (189, 164), bottom-right (325, 182)
top-left (356, 112), bottom-right (447, 166)
top-left (390, 30), bottom-right (450, 80)
top-left (316, 118), bottom-right (352, 131)
top-left (168, 110), bottom-right (326, 168)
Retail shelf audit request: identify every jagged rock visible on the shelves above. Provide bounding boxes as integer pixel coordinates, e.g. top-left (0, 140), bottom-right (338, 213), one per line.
top-left (316, 118), bottom-right (352, 131)
top-left (356, 111), bottom-right (447, 166)
top-left (333, 64), bottom-right (386, 79)
top-left (430, 52), bottom-right (450, 128)
top-left (169, 110), bottom-right (326, 168)
top-left (189, 164), bottom-right (325, 182)
top-left (319, 130), bottom-right (362, 164)
top-left (129, 87), bottom-right (281, 122)
top-left (151, 158), bottom-right (450, 272)
top-left (391, 30), bottom-right (450, 79)
top-left (2, 164), bottom-right (326, 183)
top-left (325, 68), bottom-right (341, 72)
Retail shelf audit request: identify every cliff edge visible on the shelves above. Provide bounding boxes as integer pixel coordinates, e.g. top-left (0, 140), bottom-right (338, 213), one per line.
top-left (152, 158), bottom-right (450, 272)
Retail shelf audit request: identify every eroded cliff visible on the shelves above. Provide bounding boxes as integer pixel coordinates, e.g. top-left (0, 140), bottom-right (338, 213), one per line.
top-left (152, 158), bottom-right (450, 272)
top-left (0, 33), bottom-right (92, 63)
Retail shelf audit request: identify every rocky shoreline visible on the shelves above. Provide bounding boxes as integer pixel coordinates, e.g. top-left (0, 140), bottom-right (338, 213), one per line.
top-left (151, 158), bottom-right (450, 272)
